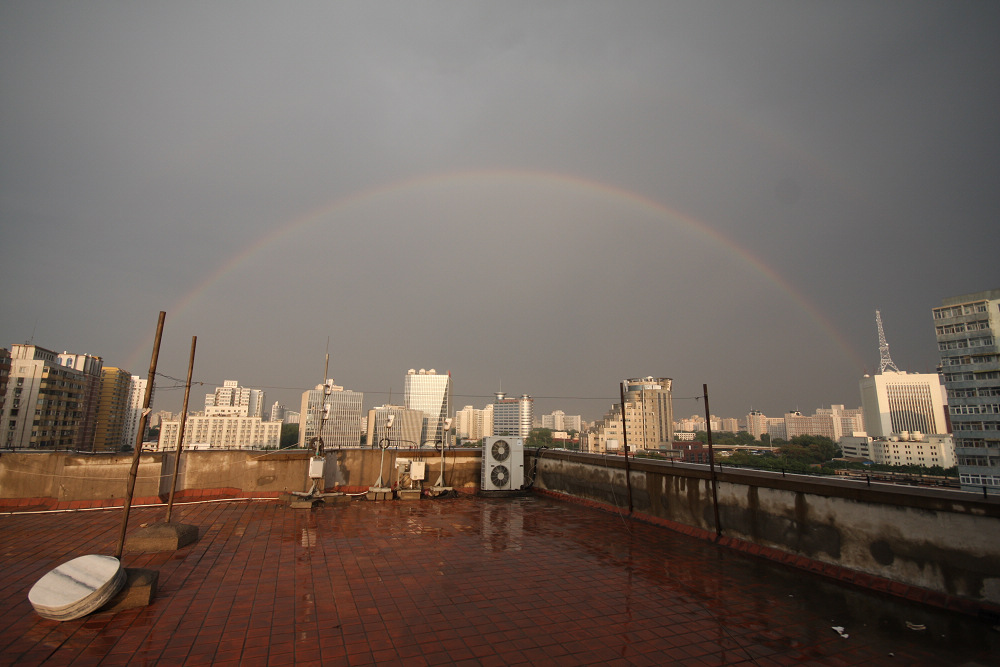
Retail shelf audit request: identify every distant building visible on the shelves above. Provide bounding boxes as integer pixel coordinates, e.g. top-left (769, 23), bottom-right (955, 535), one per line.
top-left (582, 404), bottom-right (623, 454)
top-left (541, 410), bottom-right (582, 432)
top-left (840, 432), bottom-right (956, 468)
top-left (2, 344), bottom-right (89, 450)
top-left (283, 410), bottom-right (300, 425)
top-left (404, 369), bottom-right (451, 447)
top-left (455, 405), bottom-right (489, 442)
top-left (492, 392), bottom-right (533, 438)
top-left (299, 380), bottom-right (363, 449)
top-left (123, 376), bottom-right (152, 449)
top-left (157, 415), bottom-right (281, 451)
top-left (784, 405), bottom-right (864, 441)
top-left (621, 377), bottom-right (674, 451)
top-left (0, 348), bottom-right (10, 416)
top-left (860, 372), bottom-right (948, 438)
top-left (206, 380), bottom-right (265, 418)
top-left (56, 351), bottom-right (104, 452)
top-left (934, 289), bottom-right (1000, 491)
top-left (94, 367), bottom-right (133, 452)
top-left (366, 405), bottom-right (424, 449)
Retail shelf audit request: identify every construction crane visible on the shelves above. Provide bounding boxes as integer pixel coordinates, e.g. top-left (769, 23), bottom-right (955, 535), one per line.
top-left (875, 310), bottom-right (901, 373)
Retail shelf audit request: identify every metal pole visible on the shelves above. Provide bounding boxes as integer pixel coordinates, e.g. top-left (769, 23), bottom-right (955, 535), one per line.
top-left (115, 311), bottom-right (166, 559)
top-left (165, 336), bottom-right (196, 523)
top-left (703, 383), bottom-right (722, 538)
top-left (619, 380), bottom-right (633, 514)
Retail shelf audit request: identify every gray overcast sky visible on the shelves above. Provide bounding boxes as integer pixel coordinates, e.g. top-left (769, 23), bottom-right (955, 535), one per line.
top-left (2, 2), bottom-right (998, 423)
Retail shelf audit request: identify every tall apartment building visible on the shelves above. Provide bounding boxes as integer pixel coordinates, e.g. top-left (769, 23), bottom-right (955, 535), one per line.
top-left (122, 376), bottom-right (152, 449)
top-left (492, 392), bottom-right (534, 438)
top-left (859, 371), bottom-right (948, 438)
top-left (270, 402), bottom-right (285, 422)
top-left (366, 405), bottom-right (424, 448)
top-left (541, 410), bottom-right (582, 433)
top-left (622, 377), bottom-right (674, 451)
top-left (299, 380), bottom-right (363, 448)
top-left (933, 288), bottom-right (1000, 491)
top-left (2, 344), bottom-right (87, 450)
top-left (455, 405), bottom-right (489, 442)
top-left (93, 367), bottom-right (133, 452)
top-left (745, 410), bottom-right (787, 441)
top-left (56, 351), bottom-right (103, 452)
top-left (403, 369), bottom-right (451, 447)
top-left (206, 380), bottom-right (265, 418)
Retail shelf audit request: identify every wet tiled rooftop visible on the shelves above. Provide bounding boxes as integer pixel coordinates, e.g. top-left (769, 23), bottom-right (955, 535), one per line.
top-left (1, 494), bottom-right (997, 666)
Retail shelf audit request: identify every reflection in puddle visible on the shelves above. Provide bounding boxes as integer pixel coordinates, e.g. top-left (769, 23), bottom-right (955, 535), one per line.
top-left (480, 501), bottom-right (523, 552)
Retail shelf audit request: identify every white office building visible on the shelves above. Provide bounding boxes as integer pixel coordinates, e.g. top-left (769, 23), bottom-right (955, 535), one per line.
top-left (299, 380), bottom-right (364, 448)
top-left (403, 369), bottom-right (451, 447)
top-left (860, 372), bottom-right (948, 438)
top-left (492, 392), bottom-right (534, 438)
top-left (157, 415), bottom-right (281, 451)
top-left (206, 380), bottom-right (266, 418)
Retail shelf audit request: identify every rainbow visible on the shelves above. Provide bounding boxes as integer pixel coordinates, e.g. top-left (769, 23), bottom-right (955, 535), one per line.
top-left (127, 169), bottom-right (865, 371)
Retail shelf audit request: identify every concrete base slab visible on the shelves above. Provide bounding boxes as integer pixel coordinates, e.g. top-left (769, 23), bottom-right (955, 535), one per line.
top-left (100, 568), bottom-right (158, 613)
top-left (367, 488), bottom-right (392, 501)
top-left (289, 498), bottom-right (321, 509)
top-left (322, 494), bottom-right (352, 504)
top-left (125, 523), bottom-right (199, 552)
top-left (397, 489), bottom-right (422, 501)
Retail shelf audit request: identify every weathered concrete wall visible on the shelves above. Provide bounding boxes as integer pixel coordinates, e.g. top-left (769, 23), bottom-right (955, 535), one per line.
top-left (528, 449), bottom-right (1000, 608)
top-left (0, 448), bottom-right (484, 502)
top-left (0, 452), bottom-right (162, 502)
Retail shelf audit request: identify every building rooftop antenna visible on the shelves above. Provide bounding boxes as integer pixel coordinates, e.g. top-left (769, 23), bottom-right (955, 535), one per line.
top-left (876, 310), bottom-right (901, 373)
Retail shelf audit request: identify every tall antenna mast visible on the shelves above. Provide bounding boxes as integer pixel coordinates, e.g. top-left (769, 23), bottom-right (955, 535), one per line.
top-left (876, 310), bottom-right (900, 373)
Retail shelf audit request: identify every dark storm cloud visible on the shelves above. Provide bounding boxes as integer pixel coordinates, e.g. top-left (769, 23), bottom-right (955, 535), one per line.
top-left (1, 2), bottom-right (997, 421)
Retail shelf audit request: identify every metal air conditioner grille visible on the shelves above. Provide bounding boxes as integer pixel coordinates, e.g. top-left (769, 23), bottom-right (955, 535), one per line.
top-left (490, 465), bottom-right (510, 488)
top-left (491, 439), bottom-right (510, 462)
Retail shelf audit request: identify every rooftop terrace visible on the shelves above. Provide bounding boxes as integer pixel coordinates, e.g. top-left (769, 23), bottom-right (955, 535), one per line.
top-left (1, 494), bottom-right (998, 666)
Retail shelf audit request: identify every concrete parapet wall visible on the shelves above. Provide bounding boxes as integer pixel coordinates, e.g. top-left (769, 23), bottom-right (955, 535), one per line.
top-left (0, 448), bottom-right (484, 504)
top-left (528, 449), bottom-right (1000, 609)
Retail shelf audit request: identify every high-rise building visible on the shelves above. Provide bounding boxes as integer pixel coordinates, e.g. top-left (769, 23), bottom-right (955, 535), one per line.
top-left (933, 289), bottom-right (1000, 492)
top-left (403, 369), bottom-right (451, 447)
top-left (455, 405), bottom-right (489, 442)
top-left (582, 404), bottom-right (623, 454)
top-left (94, 367), bottom-right (133, 452)
top-left (270, 402), bottom-right (285, 422)
top-left (56, 351), bottom-right (103, 452)
top-left (541, 410), bottom-right (583, 433)
top-left (2, 344), bottom-right (88, 450)
top-left (622, 377), bottom-right (674, 451)
top-left (206, 380), bottom-right (265, 418)
top-left (859, 372), bottom-right (947, 438)
top-left (298, 380), bottom-right (363, 449)
top-left (492, 392), bottom-right (533, 438)
top-left (123, 375), bottom-right (154, 449)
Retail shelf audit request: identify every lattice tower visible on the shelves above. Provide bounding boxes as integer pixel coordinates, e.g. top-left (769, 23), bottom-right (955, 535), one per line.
top-left (875, 310), bottom-right (900, 373)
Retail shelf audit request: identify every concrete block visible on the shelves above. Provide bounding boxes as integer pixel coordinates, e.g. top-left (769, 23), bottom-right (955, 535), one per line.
top-left (366, 490), bottom-right (391, 501)
top-left (125, 523), bottom-right (199, 552)
top-left (100, 568), bottom-right (158, 613)
top-left (397, 489), bottom-right (422, 501)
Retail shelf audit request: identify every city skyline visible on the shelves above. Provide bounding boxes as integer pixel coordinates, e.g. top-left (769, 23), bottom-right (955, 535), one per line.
top-left (2, 3), bottom-right (996, 423)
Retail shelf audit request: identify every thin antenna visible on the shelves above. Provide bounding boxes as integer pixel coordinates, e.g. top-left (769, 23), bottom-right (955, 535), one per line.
top-left (876, 310), bottom-right (900, 373)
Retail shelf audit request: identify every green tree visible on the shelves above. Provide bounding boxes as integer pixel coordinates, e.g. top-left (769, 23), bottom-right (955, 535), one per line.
top-left (281, 423), bottom-right (299, 449)
top-left (527, 428), bottom-right (554, 448)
